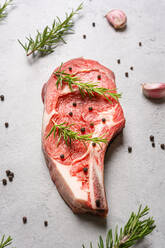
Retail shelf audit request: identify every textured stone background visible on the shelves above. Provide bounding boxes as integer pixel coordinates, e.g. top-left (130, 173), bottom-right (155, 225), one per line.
top-left (0, 0), bottom-right (165, 247)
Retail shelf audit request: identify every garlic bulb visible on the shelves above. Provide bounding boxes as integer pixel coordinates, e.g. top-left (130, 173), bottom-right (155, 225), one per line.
top-left (142, 83), bottom-right (165, 99)
top-left (106, 9), bottom-right (127, 30)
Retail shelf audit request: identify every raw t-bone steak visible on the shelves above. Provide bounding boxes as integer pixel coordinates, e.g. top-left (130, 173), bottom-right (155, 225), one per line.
top-left (42, 58), bottom-right (125, 217)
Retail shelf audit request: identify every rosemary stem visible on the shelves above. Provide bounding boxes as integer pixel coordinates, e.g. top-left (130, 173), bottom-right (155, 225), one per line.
top-left (54, 65), bottom-right (121, 102)
top-left (119, 235), bottom-right (129, 245)
top-left (18, 3), bottom-right (83, 56)
top-left (83, 205), bottom-right (156, 248)
top-left (27, 50), bottom-right (33, 56)
top-left (26, 44), bottom-right (41, 56)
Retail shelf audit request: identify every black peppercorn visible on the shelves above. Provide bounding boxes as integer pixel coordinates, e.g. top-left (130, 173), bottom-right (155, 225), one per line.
top-left (81, 127), bottom-right (85, 133)
top-left (88, 106), bottom-right (93, 111)
top-left (92, 22), bottom-right (95, 27)
top-left (117, 59), bottom-right (120, 64)
top-left (6, 170), bottom-right (11, 177)
top-left (95, 199), bottom-right (100, 208)
top-left (150, 135), bottom-right (154, 142)
top-left (102, 118), bottom-right (106, 123)
top-left (5, 122), bottom-right (9, 128)
top-left (22, 216), bottom-right (27, 224)
top-left (83, 34), bottom-right (86, 39)
top-left (2, 179), bottom-right (7, 186)
top-left (92, 142), bottom-right (96, 147)
top-left (83, 167), bottom-right (88, 173)
top-left (128, 146), bottom-right (132, 153)
top-left (10, 172), bottom-right (14, 178)
top-left (97, 75), bottom-right (101, 80)
top-left (44, 221), bottom-right (48, 227)
top-left (139, 42), bottom-right (142, 46)
top-left (73, 102), bottom-right (77, 107)
top-left (8, 176), bottom-right (13, 182)
top-left (0, 95), bottom-right (4, 101)
top-left (69, 112), bottom-right (73, 117)
top-left (60, 154), bottom-right (64, 159)
top-left (130, 66), bottom-right (134, 71)
top-left (125, 72), bottom-right (129, 78)
top-left (152, 142), bottom-right (155, 148)
top-left (160, 144), bottom-right (165, 150)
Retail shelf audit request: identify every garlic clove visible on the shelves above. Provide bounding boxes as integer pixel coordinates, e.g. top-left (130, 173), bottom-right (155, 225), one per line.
top-left (142, 83), bottom-right (165, 99)
top-left (106, 9), bottom-right (127, 30)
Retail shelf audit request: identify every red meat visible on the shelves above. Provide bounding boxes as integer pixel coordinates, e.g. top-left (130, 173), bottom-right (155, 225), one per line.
top-left (42, 58), bottom-right (125, 217)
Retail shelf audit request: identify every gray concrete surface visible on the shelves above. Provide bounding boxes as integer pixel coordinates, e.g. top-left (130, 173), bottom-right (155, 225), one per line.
top-left (0, 0), bottom-right (165, 247)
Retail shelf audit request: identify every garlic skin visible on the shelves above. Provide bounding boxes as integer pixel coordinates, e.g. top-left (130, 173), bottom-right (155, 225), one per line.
top-left (142, 83), bottom-right (165, 99)
top-left (106, 9), bottom-right (127, 30)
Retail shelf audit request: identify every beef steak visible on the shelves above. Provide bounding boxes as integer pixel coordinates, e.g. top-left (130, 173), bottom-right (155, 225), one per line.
top-left (42, 58), bottom-right (125, 217)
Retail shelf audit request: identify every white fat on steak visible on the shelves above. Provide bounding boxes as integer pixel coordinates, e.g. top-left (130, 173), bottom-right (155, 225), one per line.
top-left (54, 160), bottom-right (88, 201)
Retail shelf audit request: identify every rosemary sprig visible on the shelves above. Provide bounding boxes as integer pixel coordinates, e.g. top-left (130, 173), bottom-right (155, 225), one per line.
top-left (46, 121), bottom-right (107, 146)
top-left (54, 65), bottom-right (121, 102)
top-left (82, 205), bottom-right (156, 248)
top-left (0, 0), bottom-right (12, 20)
top-left (18, 3), bottom-right (83, 56)
top-left (0, 235), bottom-right (12, 248)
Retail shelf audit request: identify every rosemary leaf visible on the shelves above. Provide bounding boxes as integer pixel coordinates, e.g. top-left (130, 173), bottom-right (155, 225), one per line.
top-left (0, 0), bottom-right (12, 20)
top-left (0, 235), bottom-right (12, 248)
top-left (54, 65), bottom-right (121, 102)
top-left (46, 122), bottom-right (107, 146)
top-left (83, 205), bottom-right (156, 248)
top-left (18, 3), bottom-right (83, 56)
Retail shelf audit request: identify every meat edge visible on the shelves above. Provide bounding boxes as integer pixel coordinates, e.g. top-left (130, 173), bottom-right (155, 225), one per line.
top-left (42, 146), bottom-right (108, 217)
